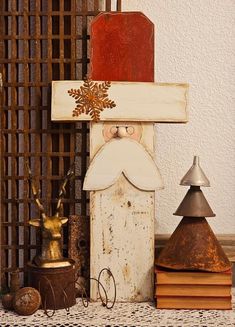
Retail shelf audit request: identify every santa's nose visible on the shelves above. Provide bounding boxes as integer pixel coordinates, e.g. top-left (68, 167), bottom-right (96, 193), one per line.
top-left (117, 126), bottom-right (127, 138)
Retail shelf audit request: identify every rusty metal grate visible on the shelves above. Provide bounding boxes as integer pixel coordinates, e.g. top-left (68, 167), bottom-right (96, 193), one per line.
top-left (0, 0), bottom-right (122, 290)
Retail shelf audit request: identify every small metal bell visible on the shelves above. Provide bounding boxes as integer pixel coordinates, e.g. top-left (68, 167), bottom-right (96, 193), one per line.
top-left (180, 156), bottom-right (210, 187)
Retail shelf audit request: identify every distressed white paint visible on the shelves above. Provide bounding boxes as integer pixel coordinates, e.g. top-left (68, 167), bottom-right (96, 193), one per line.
top-left (51, 81), bottom-right (188, 122)
top-left (83, 137), bottom-right (164, 191)
top-left (90, 122), bottom-right (156, 302)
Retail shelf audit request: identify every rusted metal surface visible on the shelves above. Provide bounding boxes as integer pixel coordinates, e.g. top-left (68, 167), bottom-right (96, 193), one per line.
top-left (2, 293), bottom-right (14, 310)
top-left (174, 186), bottom-right (215, 217)
top-left (0, 0), bottom-right (121, 290)
top-left (156, 217), bottom-right (231, 272)
top-left (68, 78), bottom-right (116, 122)
top-left (10, 269), bottom-right (20, 293)
top-left (27, 262), bottom-right (76, 310)
top-left (68, 215), bottom-right (90, 284)
top-left (155, 234), bottom-right (235, 263)
top-left (13, 287), bottom-right (41, 315)
top-left (1, 269), bottom-right (20, 310)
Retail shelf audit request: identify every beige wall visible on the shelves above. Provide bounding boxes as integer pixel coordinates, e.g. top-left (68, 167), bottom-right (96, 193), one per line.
top-left (123, 0), bottom-right (235, 234)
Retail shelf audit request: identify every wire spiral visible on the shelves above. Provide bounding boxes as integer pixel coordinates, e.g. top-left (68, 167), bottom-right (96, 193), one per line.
top-left (38, 267), bottom-right (116, 317)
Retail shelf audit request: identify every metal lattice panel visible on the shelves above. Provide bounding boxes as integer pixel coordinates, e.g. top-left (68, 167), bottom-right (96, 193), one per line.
top-left (0, 0), bottom-right (122, 290)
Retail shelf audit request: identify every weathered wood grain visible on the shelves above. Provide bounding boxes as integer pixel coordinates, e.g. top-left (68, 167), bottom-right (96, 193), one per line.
top-left (89, 122), bottom-right (156, 301)
top-left (51, 81), bottom-right (188, 122)
top-left (90, 175), bottom-right (155, 302)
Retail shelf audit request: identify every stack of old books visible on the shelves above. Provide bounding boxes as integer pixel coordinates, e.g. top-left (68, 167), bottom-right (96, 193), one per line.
top-left (155, 157), bottom-right (232, 310)
top-left (155, 267), bottom-right (232, 309)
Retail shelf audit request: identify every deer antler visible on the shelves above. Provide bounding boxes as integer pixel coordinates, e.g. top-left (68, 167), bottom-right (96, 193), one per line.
top-left (56, 163), bottom-right (75, 216)
top-left (26, 161), bottom-right (46, 220)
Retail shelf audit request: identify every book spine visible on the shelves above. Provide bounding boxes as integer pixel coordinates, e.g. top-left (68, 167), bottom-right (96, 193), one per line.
top-left (156, 296), bottom-right (232, 310)
top-left (155, 284), bottom-right (232, 297)
top-left (156, 272), bottom-right (232, 285)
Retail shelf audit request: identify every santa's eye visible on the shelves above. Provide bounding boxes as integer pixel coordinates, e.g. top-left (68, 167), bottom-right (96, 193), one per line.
top-left (110, 126), bottom-right (118, 135)
top-left (127, 126), bottom-right (134, 135)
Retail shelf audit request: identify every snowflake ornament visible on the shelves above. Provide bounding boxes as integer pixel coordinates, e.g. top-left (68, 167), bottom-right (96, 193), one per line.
top-left (68, 78), bottom-right (116, 122)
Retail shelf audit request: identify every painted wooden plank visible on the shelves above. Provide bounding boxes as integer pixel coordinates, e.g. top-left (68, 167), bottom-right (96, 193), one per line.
top-left (89, 12), bottom-right (157, 303)
top-left (90, 176), bottom-right (155, 302)
top-left (90, 122), bottom-right (155, 302)
top-left (51, 81), bottom-right (188, 122)
top-left (90, 12), bottom-right (154, 82)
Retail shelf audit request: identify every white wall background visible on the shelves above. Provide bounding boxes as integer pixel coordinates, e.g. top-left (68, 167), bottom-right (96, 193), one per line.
top-left (122, 0), bottom-right (235, 234)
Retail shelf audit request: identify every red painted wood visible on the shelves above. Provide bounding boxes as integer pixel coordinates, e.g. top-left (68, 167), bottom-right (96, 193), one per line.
top-left (90, 12), bottom-right (154, 82)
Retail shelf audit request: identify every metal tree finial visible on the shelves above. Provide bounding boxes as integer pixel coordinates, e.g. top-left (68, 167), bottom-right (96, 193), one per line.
top-left (180, 155), bottom-right (210, 187)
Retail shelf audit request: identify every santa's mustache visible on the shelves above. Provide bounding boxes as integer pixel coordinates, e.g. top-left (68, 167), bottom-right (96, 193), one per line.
top-left (83, 138), bottom-right (164, 191)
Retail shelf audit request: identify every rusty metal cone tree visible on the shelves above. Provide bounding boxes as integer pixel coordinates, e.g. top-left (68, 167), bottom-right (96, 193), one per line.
top-left (156, 156), bottom-right (231, 272)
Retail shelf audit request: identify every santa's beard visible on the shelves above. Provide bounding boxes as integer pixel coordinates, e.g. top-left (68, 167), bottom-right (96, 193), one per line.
top-left (83, 137), bottom-right (164, 191)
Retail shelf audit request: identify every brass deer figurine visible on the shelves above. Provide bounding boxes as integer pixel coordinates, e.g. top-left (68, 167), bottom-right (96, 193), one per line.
top-left (27, 163), bottom-right (74, 268)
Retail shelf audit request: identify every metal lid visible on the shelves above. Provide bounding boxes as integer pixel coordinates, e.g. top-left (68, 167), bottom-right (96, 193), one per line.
top-left (180, 156), bottom-right (210, 187)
